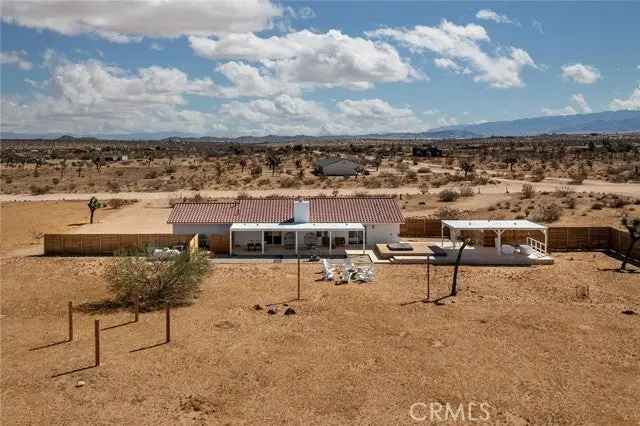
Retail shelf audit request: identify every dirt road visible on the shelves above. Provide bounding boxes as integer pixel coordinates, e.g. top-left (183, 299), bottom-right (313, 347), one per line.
top-left (1, 176), bottom-right (638, 202)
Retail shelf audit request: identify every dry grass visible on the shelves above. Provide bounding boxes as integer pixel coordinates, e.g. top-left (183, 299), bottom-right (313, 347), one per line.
top-left (1, 254), bottom-right (639, 425)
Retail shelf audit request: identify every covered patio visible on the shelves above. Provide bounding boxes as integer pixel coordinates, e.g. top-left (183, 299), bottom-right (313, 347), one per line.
top-left (229, 222), bottom-right (366, 257)
top-left (441, 219), bottom-right (549, 255)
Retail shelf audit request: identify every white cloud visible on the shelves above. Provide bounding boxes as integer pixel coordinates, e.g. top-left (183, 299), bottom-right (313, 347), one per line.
top-left (297, 6), bottom-right (316, 20)
top-left (150, 43), bottom-right (164, 51)
top-left (215, 61), bottom-right (300, 98)
top-left (189, 30), bottom-right (421, 90)
top-left (1, 0), bottom-right (281, 42)
top-left (476, 9), bottom-right (515, 25)
top-left (610, 85), bottom-right (640, 110)
top-left (337, 99), bottom-right (413, 118)
top-left (561, 63), bottom-right (601, 84)
top-left (368, 20), bottom-right (537, 88)
top-left (434, 58), bottom-right (471, 74)
top-left (0, 50), bottom-right (32, 70)
top-left (542, 93), bottom-right (592, 116)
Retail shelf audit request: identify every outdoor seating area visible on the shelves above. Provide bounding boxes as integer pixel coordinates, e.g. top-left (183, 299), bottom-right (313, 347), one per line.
top-left (321, 258), bottom-right (375, 284)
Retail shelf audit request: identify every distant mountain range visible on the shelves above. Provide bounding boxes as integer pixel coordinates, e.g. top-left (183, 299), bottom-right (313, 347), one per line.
top-left (434, 110), bottom-right (640, 137)
top-left (2, 110), bottom-right (639, 141)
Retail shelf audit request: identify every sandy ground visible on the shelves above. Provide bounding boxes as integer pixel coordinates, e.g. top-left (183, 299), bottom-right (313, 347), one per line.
top-left (0, 201), bottom-right (118, 256)
top-left (1, 254), bottom-right (639, 425)
top-left (67, 200), bottom-right (172, 235)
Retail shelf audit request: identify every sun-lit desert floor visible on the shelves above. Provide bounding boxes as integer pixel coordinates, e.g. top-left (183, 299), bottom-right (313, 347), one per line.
top-left (1, 252), bottom-right (639, 425)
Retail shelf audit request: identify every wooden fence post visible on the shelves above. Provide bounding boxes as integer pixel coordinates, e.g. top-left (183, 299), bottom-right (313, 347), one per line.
top-left (94, 320), bottom-right (100, 366)
top-left (68, 301), bottom-right (73, 342)
top-left (165, 303), bottom-right (171, 343)
top-left (134, 296), bottom-right (140, 322)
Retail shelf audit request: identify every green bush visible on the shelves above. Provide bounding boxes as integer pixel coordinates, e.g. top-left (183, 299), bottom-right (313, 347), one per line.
top-left (104, 251), bottom-right (209, 311)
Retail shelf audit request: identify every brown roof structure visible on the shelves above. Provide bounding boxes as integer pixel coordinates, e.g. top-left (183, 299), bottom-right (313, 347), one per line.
top-left (167, 202), bottom-right (239, 224)
top-left (167, 197), bottom-right (404, 224)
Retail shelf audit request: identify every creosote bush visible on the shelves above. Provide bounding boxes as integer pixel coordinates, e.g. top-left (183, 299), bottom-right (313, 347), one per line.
top-left (438, 189), bottom-right (460, 202)
top-left (104, 251), bottom-right (209, 310)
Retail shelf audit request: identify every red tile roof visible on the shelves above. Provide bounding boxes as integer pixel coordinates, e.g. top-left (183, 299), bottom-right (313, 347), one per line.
top-left (167, 202), bottom-right (239, 224)
top-left (310, 197), bottom-right (404, 224)
top-left (237, 199), bottom-right (292, 223)
top-left (167, 197), bottom-right (404, 224)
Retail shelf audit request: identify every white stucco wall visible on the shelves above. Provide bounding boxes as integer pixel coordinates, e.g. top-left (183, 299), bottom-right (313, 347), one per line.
top-left (364, 223), bottom-right (400, 246)
top-left (172, 224), bottom-right (230, 236)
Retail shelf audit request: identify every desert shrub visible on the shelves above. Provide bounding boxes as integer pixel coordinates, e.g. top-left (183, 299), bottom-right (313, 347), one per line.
top-left (107, 198), bottom-right (126, 209)
top-left (553, 186), bottom-right (574, 198)
top-left (606, 195), bottom-right (627, 208)
top-left (104, 251), bottom-right (209, 311)
top-left (144, 170), bottom-right (159, 179)
top-left (565, 197), bottom-right (576, 209)
top-left (458, 185), bottom-right (474, 197)
top-left (471, 175), bottom-right (491, 186)
top-left (521, 183), bottom-right (535, 199)
top-left (256, 178), bottom-right (270, 187)
top-left (279, 176), bottom-right (298, 188)
top-left (29, 184), bottom-right (51, 195)
top-left (3, 177), bottom-right (12, 184)
top-left (418, 182), bottom-right (430, 195)
top-left (405, 170), bottom-right (418, 182)
top-left (385, 175), bottom-right (402, 188)
top-left (432, 206), bottom-right (463, 219)
top-left (237, 191), bottom-right (251, 199)
top-left (417, 167), bottom-right (430, 174)
top-left (438, 189), bottom-right (460, 202)
top-left (164, 165), bottom-right (177, 174)
top-left (51, 178), bottom-right (60, 185)
top-left (116, 170), bottom-right (124, 177)
top-left (530, 167), bottom-right (546, 182)
top-left (364, 177), bottom-right (382, 189)
top-left (568, 167), bottom-right (587, 185)
top-left (251, 165), bottom-right (263, 177)
top-left (528, 203), bottom-right (562, 223)
top-left (591, 202), bottom-right (604, 210)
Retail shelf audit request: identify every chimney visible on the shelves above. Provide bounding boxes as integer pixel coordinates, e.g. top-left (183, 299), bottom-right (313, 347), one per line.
top-left (293, 199), bottom-right (310, 223)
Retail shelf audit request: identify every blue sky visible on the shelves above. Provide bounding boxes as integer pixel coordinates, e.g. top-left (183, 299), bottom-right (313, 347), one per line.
top-left (1, 1), bottom-right (639, 136)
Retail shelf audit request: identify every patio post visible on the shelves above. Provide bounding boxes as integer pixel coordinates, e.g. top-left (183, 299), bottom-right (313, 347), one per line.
top-left (441, 222), bottom-right (444, 247)
top-left (362, 228), bottom-right (365, 254)
top-left (295, 231), bottom-right (298, 254)
top-left (261, 230), bottom-right (264, 255)
top-left (229, 228), bottom-right (232, 256)
top-left (329, 231), bottom-right (332, 255)
top-left (496, 229), bottom-right (502, 255)
top-left (544, 228), bottom-right (548, 254)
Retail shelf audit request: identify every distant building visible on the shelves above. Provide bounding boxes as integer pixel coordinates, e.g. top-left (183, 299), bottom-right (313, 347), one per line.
top-left (313, 158), bottom-right (361, 176)
top-left (412, 146), bottom-right (443, 157)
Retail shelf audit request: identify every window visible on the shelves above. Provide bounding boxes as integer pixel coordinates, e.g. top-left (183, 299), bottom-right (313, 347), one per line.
top-left (348, 231), bottom-right (363, 244)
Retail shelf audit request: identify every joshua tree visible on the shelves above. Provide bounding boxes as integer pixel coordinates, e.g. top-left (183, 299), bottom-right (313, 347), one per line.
top-left (620, 216), bottom-right (640, 271)
top-left (451, 237), bottom-right (472, 296)
top-left (459, 160), bottom-right (475, 178)
top-left (266, 154), bottom-right (281, 176)
top-left (504, 157), bottom-right (517, 172)
top-left (59, 158), bottom-right (67, 178)
top-left (239, 158), bottom-right (247, 173)
top-left (88, 196), bottom-right (101, 224)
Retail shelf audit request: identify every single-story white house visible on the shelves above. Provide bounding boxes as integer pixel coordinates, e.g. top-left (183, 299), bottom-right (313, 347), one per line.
top-left (168, 197), bottom-right (404, 256)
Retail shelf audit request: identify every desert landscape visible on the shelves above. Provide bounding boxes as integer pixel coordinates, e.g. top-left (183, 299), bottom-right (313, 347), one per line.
top-left (3, 1), bottom-right (640, 424)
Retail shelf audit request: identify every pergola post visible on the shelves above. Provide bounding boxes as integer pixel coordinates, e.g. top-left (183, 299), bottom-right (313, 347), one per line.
top-left (329, 231), bottom-right (332, 256)
top-left (295, 231), bottom-right (298, 254)
top-left (543, 228), bottom-right (548, 254)
top-left (496, 229), bottom-right (503, 255)
top-left (362, 227), bottom-right (365, 254)
top-left (261, 230), bottom-right (264, 255)
top-left (441, 222), bottom-right (445, 247)
top-left (229, 228), bottom-right (232, 255)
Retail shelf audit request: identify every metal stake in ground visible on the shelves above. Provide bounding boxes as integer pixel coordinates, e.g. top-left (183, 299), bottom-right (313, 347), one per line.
top-left (165, 302), bottom-right (171, 343)
top-left (134, 296), bottom-right (141, 322)
top-left (297, 254), bottom-right (301, 301)
top-left (68, 301), bottom-right (73, 341)
top-left (94, 319), bottom-right (100, 366)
